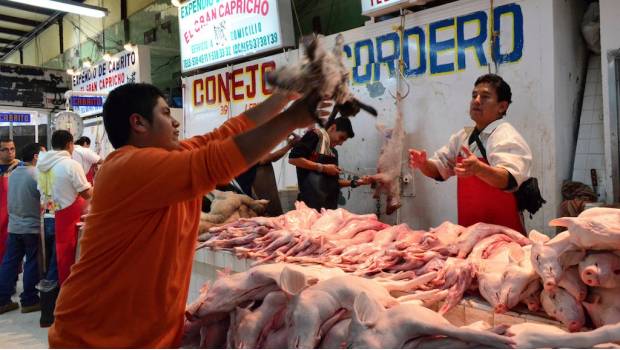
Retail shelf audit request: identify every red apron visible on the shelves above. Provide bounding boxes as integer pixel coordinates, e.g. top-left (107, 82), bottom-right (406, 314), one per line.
top-left (0, 176), bottom-right (8, 261)
top-left (456, 156), bottom-right (524, 233)
top-left (85, 165), bottom-right (96, 185)
top-left (55, 196), bottom-right (86, 285)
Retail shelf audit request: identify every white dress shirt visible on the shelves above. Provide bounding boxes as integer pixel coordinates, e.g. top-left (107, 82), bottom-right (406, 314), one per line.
top-left (72, 145), bottom-right (101, 174)
top-left (428, 118), bottom-right (532, 189)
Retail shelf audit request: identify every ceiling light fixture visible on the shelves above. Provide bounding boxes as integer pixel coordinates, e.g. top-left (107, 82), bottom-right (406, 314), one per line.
top-left (8, 0), bottom-right (108, 18)
top-left (82, 58), bottom-right (92, 68)
top-left (123, 42), bottom-right (135, 52)
top-left (171, 0), bottom-right (190, 7)
top-left (102, 52), bottom-right (112, 61)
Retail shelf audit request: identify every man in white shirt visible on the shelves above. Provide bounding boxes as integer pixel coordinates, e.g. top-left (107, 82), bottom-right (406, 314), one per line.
top-left (72, 136), bottom-right (102, 184)
top-left (37, 130), bottom-right (92, 285)
top-left (408, 74), bottom-right (532, 233)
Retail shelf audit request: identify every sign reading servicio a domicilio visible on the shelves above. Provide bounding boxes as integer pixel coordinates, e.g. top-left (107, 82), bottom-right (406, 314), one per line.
top-left (178, 0), bottom-right (295, 72)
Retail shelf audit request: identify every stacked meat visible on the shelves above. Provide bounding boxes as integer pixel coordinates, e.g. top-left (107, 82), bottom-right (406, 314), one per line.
top-left (183, 263), bottom-right (514, 349)
top-left (197, 202), bottom-right (491, 314)
top-left (528, 207), bottom-right (620, 331)
top-left (183, 262), bottom-right (620, 349)
top-left (193, 203), bottom-right (620, 341)
top-left (198, 191), bottom-right (269, 233)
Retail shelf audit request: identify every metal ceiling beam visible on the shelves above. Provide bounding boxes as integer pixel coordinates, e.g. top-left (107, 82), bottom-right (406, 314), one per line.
top-left (0, 1), bottom-right (56, 15)
top-left (0, 14), bottom-right (42, 27)
top-left (0, 12), bottom-right (62, 61)
top-left (0, 27), bottom-right (29, 36)
top-left (0, 38), bottom-right (15, 44)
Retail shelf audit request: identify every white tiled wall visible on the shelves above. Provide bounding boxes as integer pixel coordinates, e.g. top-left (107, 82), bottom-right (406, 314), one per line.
top-left (573, 55), bottom-right (606, 200)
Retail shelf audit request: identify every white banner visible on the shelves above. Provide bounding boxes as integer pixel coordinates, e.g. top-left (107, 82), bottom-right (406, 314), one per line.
top-left (70, 46), bottom-right (151, 115)
top-left (361, 0), bottom-right (413, 17)
top-left (178, 0), bottom-right (295, 72)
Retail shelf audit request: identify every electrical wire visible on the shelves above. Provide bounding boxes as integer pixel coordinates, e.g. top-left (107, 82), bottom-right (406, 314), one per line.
top-left (489, 0), bottom-right (498, 74)
top-left (326, 0), bottom-right (336, 34)
top-left (291, 0), bottom-right (304, 38)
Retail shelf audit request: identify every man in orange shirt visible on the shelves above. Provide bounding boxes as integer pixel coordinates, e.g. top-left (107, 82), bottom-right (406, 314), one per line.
top-left (48, 83), bottom-right (322, 347)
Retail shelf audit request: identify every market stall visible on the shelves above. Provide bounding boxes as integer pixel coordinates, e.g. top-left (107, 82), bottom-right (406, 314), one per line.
top-left (175, 0), bottom-right (620, 347)
top-left (186, 204), bottom-right (620, 348)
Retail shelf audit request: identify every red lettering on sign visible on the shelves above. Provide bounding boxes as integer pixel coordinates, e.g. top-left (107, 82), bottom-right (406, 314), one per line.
top-left (218, 73), bottom-right (230, 103)
top-left (261, 61), bottom-right (275, 95)
top-left (193, 79), bottom-right (204, 106)
top-left (260, 0), bottom-right (268, 15)
top-left (245, 64), bottom-right (258, 98)
top-left (191, 61), bottom-right (276, 106)
top-left (231, 68), bottom-right (244, 100)
top-left (206, 75), bottom-right (216, 104)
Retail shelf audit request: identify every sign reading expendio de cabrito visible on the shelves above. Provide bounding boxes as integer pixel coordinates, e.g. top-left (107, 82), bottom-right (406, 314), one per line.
top-left (178, 0), bottom-right (296, 72)
top-left (71, 51), bottom-right (139, 92)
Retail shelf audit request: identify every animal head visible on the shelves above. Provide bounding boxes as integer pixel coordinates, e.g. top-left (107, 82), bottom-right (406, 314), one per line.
top-left (541, 288), bottom-right (584, 332)
top-left (530, 241), bottom-right (564, 290)
top-left (577, 253), bottom-right (619, 287)
top-left (346, 292), bottom-right (388, 349)
top-left (196, 272), bottom-right (248, 314)
top-left (549, 215), bottom-right (619, 243)
top-left (279, 266), bottom-right (322, 349)
top-left (497, 264), bottom-right (532, 312)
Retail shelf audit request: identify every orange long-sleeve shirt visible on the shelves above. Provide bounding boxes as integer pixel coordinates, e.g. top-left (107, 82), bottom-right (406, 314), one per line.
top-left (48, 115), bottom-right (255, 348)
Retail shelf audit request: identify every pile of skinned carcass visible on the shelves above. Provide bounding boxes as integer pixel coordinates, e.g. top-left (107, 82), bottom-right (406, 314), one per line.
top-left (198, 191), bottom-right (269, 232)
top-left (185, 204), bottom-right (620, 348)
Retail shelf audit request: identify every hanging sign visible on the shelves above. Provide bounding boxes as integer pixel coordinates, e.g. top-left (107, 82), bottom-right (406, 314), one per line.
top-left (178, 0), bottom-right (295, 72)
top-left (70, 46), bottom-right (151, 116)
top-left (70, 96), bottom-right (104, 108)
top-left (0, 112), bottom-right (31, 123)
top-left (182, 52), bottom-right (291, 136)
top-left (361, 0), bottom-right (429, 17)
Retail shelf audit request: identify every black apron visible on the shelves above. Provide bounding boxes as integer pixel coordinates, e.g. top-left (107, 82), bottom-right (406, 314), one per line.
top-left (298, 130), bottom-right (340, 210)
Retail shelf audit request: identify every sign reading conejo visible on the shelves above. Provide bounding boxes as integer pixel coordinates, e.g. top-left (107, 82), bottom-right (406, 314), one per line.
top-left (178, 0), bottom-right (295, 72)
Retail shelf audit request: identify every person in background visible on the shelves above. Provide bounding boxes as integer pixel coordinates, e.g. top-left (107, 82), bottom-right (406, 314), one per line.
top-left (233, 133), bottom-right (301, 216)
top-left (72, 136), bottom-right (102, 184)
top-left (48, 83), bottom-right (325, 347)
top-left (408, 74), bottom-right (532, 233)
top-left (0, 143), bottom-right (44, 314)
top-left (0, 138), bottom-right (21, 261)
top-left (289, 117), bottom-right (372, 210)
top-left (37, 130), bottom-right (92, 286)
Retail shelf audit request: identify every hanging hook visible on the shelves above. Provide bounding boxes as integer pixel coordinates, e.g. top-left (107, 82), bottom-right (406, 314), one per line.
top-left (388, 9), bottom-right (411, 102)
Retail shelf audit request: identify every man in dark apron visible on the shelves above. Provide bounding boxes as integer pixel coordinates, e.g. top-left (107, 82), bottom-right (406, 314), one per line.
top-left (289, 117), bottom-right (371, 210)
top-left (408, 74), bottom-right (533, 233)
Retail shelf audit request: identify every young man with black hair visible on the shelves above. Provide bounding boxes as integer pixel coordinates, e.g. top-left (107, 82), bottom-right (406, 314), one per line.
top-left (36, 130), bottom-right (92, 286)
top-left (72, 136), bottom-right (102, 184)
top-left (289, 117), bottom-right (372, 210)
top-left (0, 143), bottom-right (44, 315)
top-left (48, 83), bottom-right (324, 347)
top-left (409, 74), bottom-right (532, 232)
top-left (0, 138), bottom-right (22, 261)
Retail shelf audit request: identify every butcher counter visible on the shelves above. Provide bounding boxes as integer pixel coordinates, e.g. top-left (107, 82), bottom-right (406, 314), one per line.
top-left (190, 248), bottom-right (564, 330)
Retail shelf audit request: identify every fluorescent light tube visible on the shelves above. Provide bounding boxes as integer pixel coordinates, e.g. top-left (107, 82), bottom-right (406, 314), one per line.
top-left (9, 0), bottom-right (108, 18)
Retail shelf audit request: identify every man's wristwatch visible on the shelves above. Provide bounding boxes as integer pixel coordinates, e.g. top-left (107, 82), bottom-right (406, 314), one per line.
top-left (350, 179), bottom-right (358, 188)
